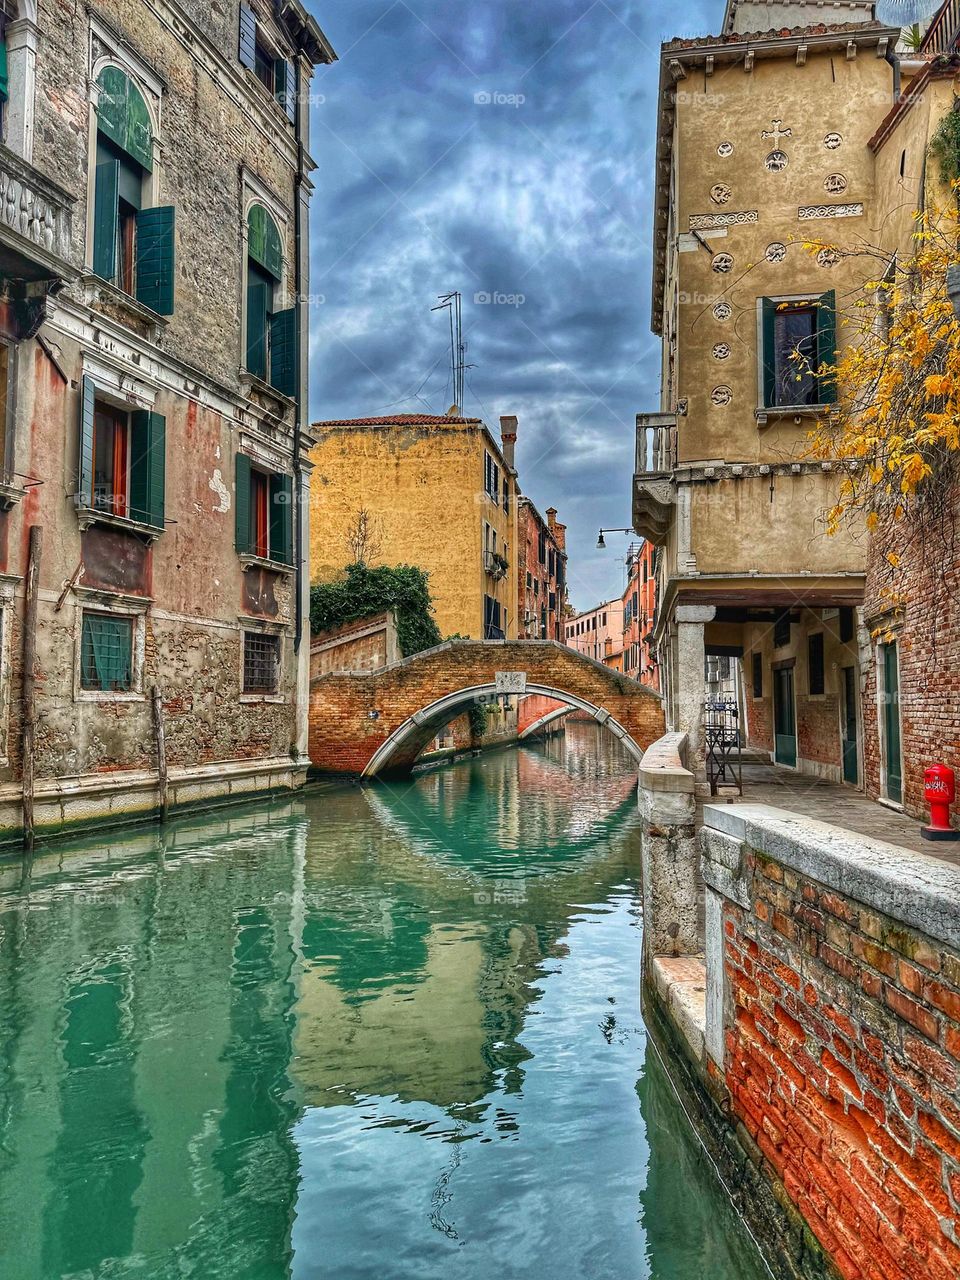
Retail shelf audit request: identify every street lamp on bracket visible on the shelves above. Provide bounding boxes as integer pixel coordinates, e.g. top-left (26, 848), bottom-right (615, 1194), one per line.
top-left (596, 527), bottom-right (633, 550)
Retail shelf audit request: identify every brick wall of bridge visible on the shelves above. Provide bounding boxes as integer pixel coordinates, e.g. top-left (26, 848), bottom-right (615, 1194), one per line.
top-left (308, 641), bottom-right (664, 775)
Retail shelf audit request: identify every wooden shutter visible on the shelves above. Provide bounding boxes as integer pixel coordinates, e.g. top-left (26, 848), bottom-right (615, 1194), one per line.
top-left (235, 453), bottom-right (252, 554)
top-left (275, 58), bottom-right (297, 123)
top-left (760, 297), bottom-right (777, 408)
top-left (96, 67), bottom-right (153, 172)
top-left (93, 160), bottom-right (120, 280)
top-left (129, 410), bottom-right (166, 529)
top-left (239, 5), bottom-right (257, 70)
top-left (135, 207), bottom-right (176, 315)
top-left (246, 281), bottom-right (269, 380)
top-left (0, 37), bottom-right (8, 101)
top-left (269, 307), bottom-right (297, 397)
top-left (78, 376), bottom-right (97, 508)
top-left (817, 289), bottom-right (838, 404)
top-left (269, 472), bottom-right (293, 565)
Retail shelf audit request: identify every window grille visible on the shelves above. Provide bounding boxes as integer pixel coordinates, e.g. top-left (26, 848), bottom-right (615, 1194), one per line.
top-left (81, 614), bottom-right (134, 691)
top-left (243, 631), bottom-right (280, 693)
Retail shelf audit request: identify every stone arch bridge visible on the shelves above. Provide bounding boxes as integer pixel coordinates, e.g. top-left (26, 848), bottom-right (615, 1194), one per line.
top-left (308, 640), bottom-right (665, 777)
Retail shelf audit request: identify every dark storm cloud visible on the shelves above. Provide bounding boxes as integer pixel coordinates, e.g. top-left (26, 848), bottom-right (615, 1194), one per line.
top-left (305, 0), bottom-right (718, 608)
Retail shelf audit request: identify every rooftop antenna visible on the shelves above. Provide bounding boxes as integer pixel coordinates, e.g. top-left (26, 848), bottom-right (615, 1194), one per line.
top-left (432, 292), bottom-right (465, 414)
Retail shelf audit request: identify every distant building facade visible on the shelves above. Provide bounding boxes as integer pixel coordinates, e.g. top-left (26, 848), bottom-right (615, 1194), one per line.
top-left (0, 0), bottom-right (333, 842)
top-left (518, 498), bottom-right (567, 640)
top-left (566, 599), bottom-right (625, 670)
top-left (308, 414), bottom-right (519, 641)
top-left (622, 541), bottom-right (658, 690)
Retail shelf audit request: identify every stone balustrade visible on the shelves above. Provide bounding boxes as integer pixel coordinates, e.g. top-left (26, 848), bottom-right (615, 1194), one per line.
top-left (0, 143), bottom-right (75, 273)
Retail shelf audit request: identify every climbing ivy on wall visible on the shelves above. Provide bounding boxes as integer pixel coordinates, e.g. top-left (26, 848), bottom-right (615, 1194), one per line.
top-left (309, 563), bottom-right (443, 658)
top-left (929, 103), bottom-right (960, 185)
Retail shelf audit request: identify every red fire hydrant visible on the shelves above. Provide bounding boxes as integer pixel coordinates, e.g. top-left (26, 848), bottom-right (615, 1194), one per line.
top-left (922, 764), bottom-right (959, 842)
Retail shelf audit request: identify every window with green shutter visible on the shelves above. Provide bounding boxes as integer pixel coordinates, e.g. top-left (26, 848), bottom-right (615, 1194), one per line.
top-left (91, 67), bottom-right (176, 313)
top-left (80, 613), bottom-right (134, 692)
top-left (0, 30), bottom-right (8, 104)
top-left (246, 205), bottom-right (294, 394)
top-left (77, 378), bottom-right (166, 531)
top-left (235, 453), bottom-right (293, 566)
top-left (760, 292), bottom-right (837, 409)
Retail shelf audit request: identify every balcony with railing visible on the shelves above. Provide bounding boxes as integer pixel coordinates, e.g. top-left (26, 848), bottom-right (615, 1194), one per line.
top-left (920, 1), bottom-right (960, 53)
top-left (0, 143), bottom-right (76, 287)
top-left (632, 412), bottom-right (676, 544)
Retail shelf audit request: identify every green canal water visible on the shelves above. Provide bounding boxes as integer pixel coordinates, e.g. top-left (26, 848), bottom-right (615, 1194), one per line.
top-left (0, 723), bottom-right (769, 1280)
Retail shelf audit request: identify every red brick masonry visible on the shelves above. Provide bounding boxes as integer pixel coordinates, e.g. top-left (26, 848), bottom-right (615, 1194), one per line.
top-left (722, 851), bottom-right (960, 1280)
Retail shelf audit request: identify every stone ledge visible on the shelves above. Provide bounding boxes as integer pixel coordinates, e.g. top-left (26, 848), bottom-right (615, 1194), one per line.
top-left (704, 802), bottom-right (960, 951)
top-left (650, 954), bottom-right (708, 1068)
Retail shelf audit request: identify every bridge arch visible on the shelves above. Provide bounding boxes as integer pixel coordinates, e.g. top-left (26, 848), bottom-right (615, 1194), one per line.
top-left (308, 640), bottom-right (664, 777)
top-left (363, 682), bottom-right (643, 777)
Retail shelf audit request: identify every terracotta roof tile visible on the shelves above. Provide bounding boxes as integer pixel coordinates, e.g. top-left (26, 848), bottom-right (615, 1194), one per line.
top-left (664, 20), bottom-right (884, 50)
top-left (314, 413), bottom-right (483, 427)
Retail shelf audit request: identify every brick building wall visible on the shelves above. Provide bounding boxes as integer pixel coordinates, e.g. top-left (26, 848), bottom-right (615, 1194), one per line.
top-left (861, 482), bottom-right (960, 823)
top-left (517, 498), bottom-right (567, 641)
top-left (718, 842), bottom-right (960, 1280)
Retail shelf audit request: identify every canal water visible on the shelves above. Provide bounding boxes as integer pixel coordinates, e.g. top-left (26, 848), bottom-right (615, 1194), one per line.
top-left (0, 723), bottom-right (768, 1280)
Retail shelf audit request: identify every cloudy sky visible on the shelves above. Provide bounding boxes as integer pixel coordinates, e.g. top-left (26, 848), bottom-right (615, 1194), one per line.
top-left (305, 0), bottom-right (718, 611)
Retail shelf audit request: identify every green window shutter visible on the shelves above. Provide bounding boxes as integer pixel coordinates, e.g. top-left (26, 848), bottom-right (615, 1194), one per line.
top-left (817, 289), bottom-right (838, 404)
top-left (0, 38), bottom-right (9, 101)
top-left (78, 376), bottom-right (96, 508)
top-left (269, 307), bottom-right (297, 397)
top-left (276, 58), bottom-right (297, 123)
top-left (247, 204), bottom-right (283, 280)
top-left (239, 5), bottom-right (257, 71)
top-left (82, 615), bottom-right (133, 691)
top-left (235, 453), bottom-right (252, 554)
top-left (246, 280), bottom-right (269, 380)
top-left (269, 472), bottom-right (293, 565)
top-left (93, 159), bottom-right (120, 280)
top-left (129, 410), bottom-right (166, 529)
top-left (135, 206), bottom-right (175, 315)
top-left (95, 67), bottom-right (153, 172)
top-left (760, 297), bottom-right (777, 408)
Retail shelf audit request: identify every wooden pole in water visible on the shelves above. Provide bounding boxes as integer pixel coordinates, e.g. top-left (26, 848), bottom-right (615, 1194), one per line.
top-left (21, 525), bottom-right (42, 853)
top-left (151, 684), bottom-right (168, 823)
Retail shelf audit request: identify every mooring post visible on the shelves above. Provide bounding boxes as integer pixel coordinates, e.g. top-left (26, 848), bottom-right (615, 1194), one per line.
top-left (21, 525), bottom-right (43, 853)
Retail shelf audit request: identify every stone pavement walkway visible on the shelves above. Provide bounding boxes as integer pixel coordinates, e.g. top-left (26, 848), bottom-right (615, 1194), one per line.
top-left (705, 762), bottom-right (960, 868)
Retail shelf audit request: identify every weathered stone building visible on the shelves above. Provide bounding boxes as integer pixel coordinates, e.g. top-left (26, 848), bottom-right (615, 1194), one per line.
top-left (622, 540), bottom-right (658, 689)
top-left (636, 1), bottom-right (899, 777)
top-left (308, 413), bottom-right (519, 641)
top-left (0, 0), bottom-right (334, 842)
top-left (517, 496), bottom-right (567, 641)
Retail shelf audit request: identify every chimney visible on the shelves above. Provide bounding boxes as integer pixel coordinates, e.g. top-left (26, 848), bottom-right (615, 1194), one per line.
top-left (546, 507), bottom-right (557, 528)
top-left (499, 415), bottom-right (518, 470)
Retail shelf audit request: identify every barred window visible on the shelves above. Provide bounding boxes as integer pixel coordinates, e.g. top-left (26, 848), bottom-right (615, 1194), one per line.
top-left (243, 631), bottom-right (280, 694)
top-left (81, 613), bottom-right (134, 691)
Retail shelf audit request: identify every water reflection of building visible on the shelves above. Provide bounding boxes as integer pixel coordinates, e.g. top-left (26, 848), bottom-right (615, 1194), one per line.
top-left (0, 730), bottom-right (643, 1274)
top-left (0, 804), bottom-right (307, 1280)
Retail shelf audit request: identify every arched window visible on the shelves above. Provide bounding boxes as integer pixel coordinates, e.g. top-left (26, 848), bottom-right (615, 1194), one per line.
top-left (91, 65), bottom-right (175, 313)
top-left (245, 203), bottom-right (295, 396)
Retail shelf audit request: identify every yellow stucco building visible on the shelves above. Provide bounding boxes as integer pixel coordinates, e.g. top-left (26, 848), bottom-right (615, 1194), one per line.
top-left (635, 1), bottom-right (900, 780)
top-left (308, 413), bottom-right (519, 640)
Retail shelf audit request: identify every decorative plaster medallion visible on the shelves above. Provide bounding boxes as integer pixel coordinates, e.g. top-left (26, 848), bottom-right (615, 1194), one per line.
top-left (765, 150), bottom-right (789, 172)
top-left (689, 209), bottom-right (757, 230)
top-left (798, 202), bottom-right (863, 220)
top-left (713, 301), bottom-right (732, 321)
top-left (711, 386), bottom-right (733, 406)
top-left (677, 398), bottom-right (689, 416)
top-left (710, 183), bottom-right (732, 205)
top-left (761, 119), bottom-right (792, 145)
top-left (711, 253), bottom-right (734, 273)
top-left (712, 343), bottom-right (731, 360)
top-left (817, 247), bottom-right (841, 268)
top-left (824, 173), bottom-right (847, 194)
top-left (717, 140), bottom-right (734, 157)
top-left (765, 242), bottom-right (787, 263)
top-left (823, 132), bottom-right (843, 149)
